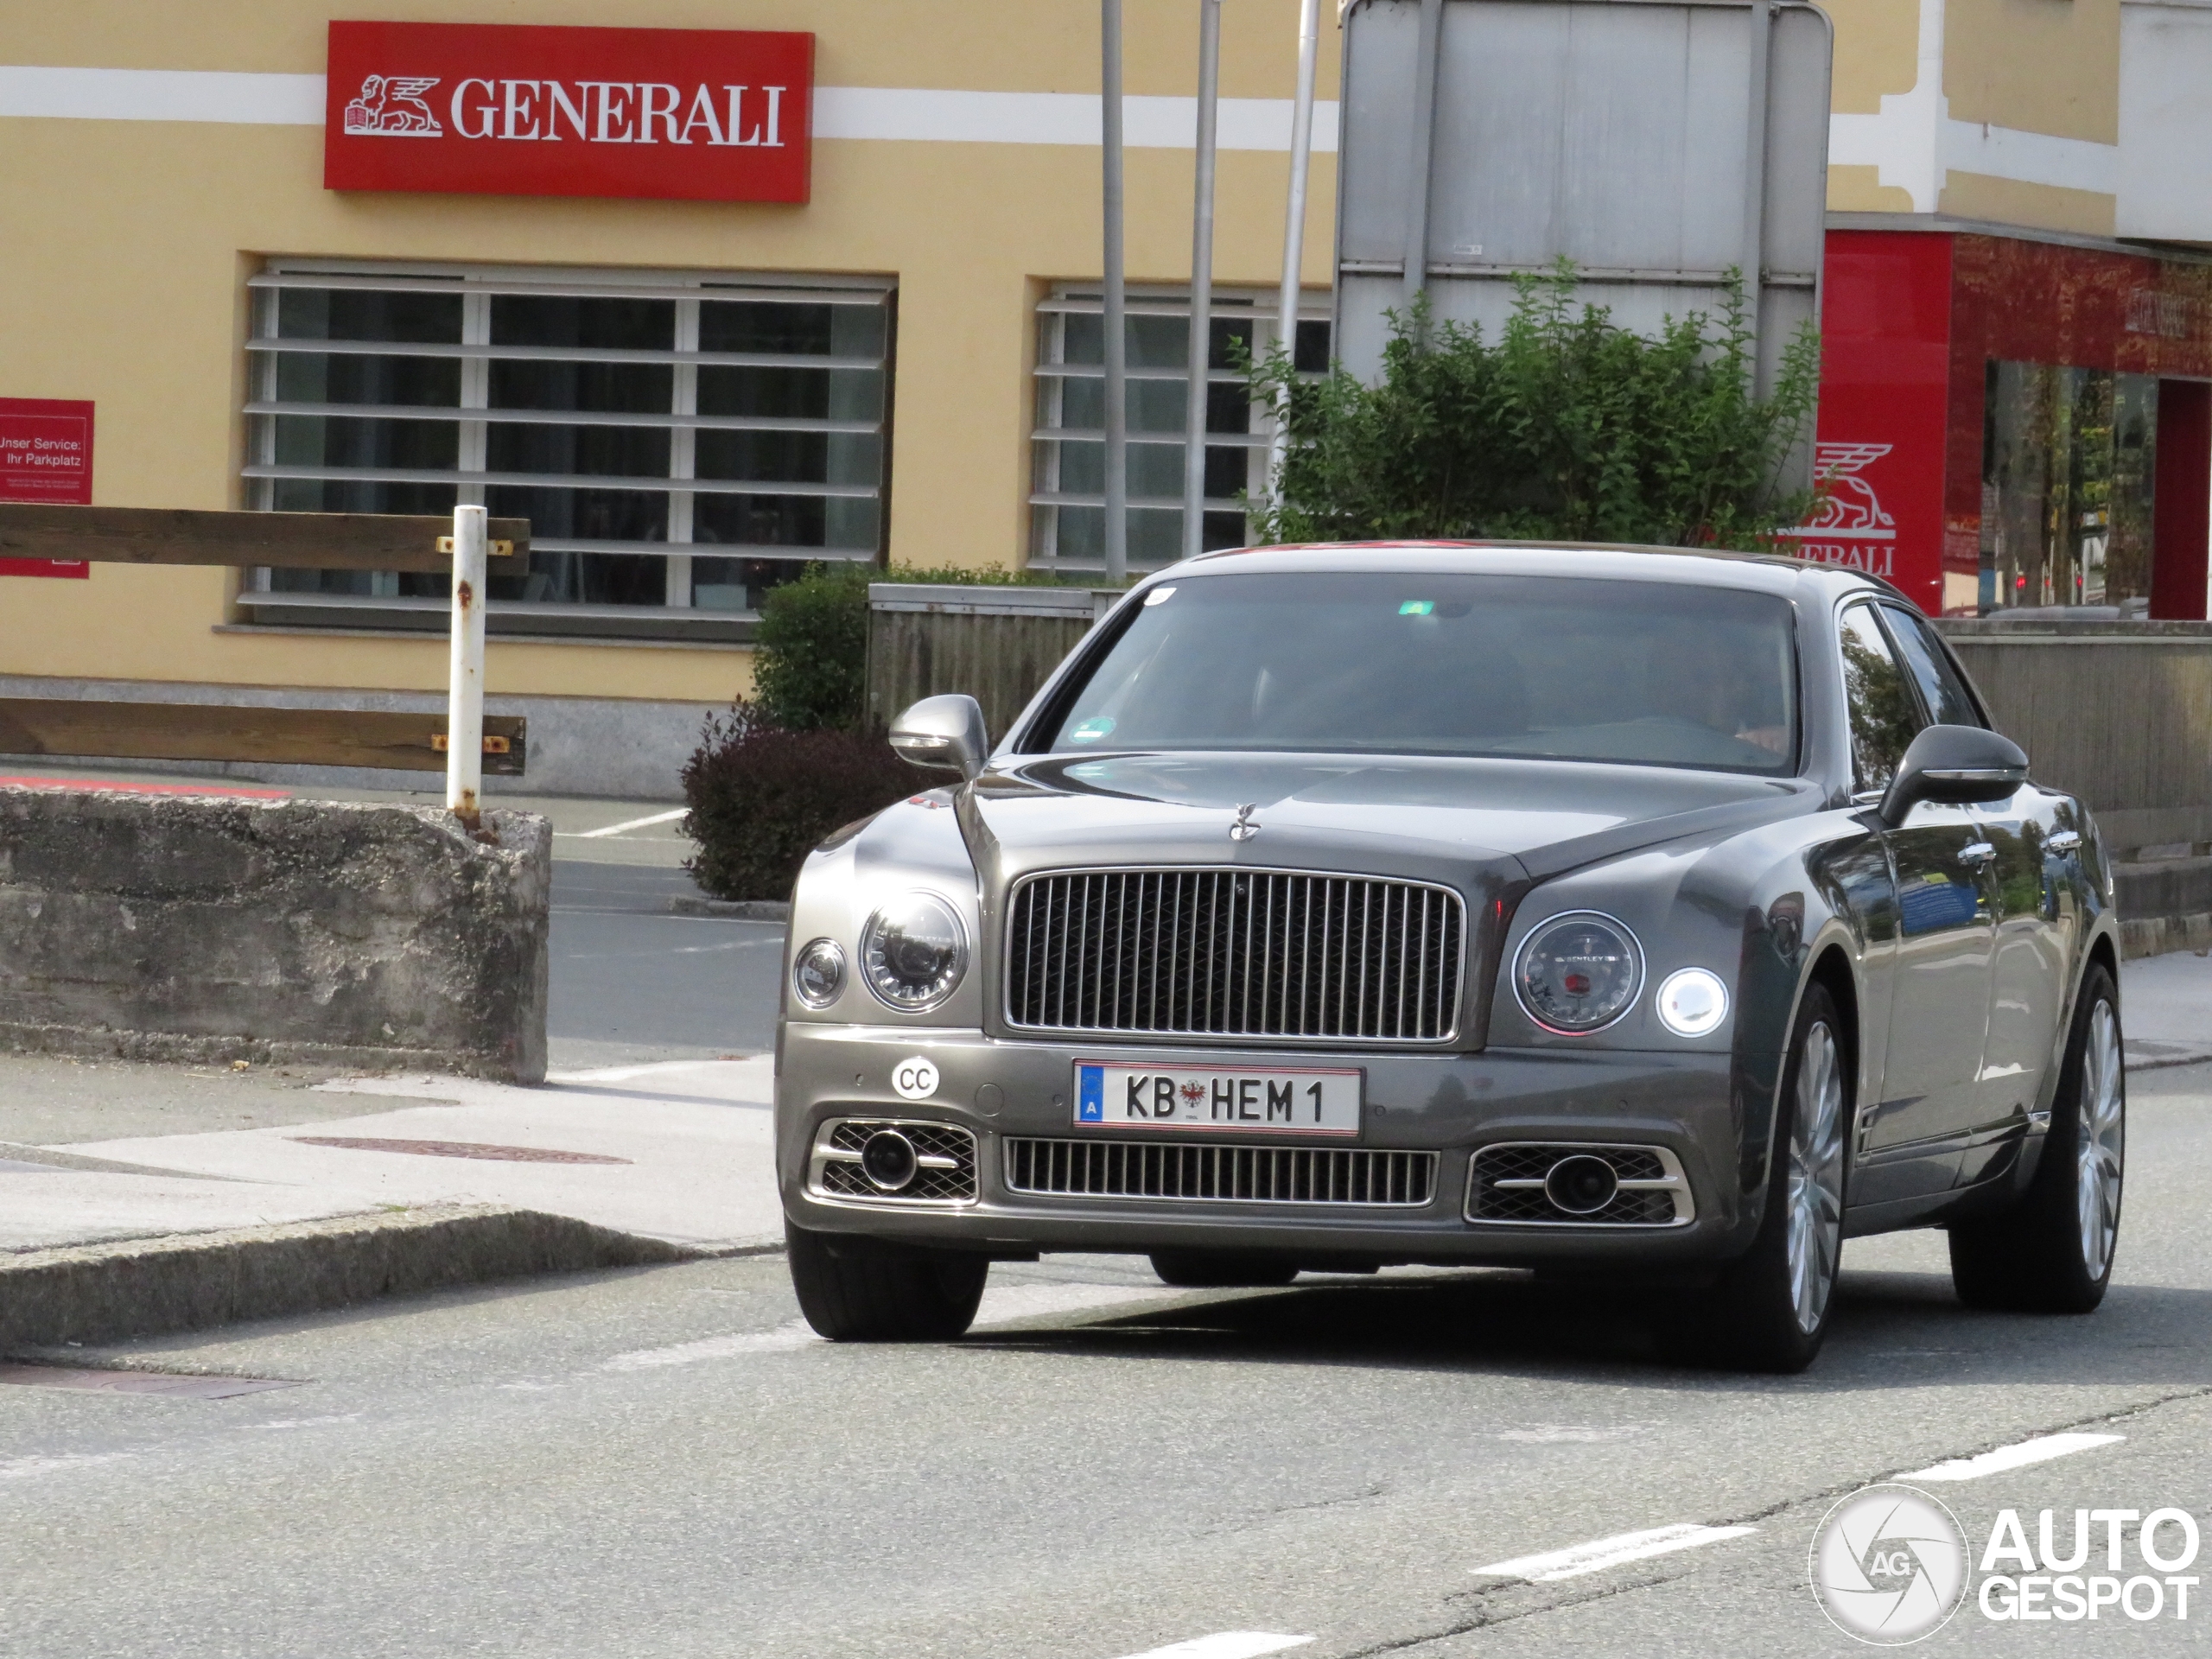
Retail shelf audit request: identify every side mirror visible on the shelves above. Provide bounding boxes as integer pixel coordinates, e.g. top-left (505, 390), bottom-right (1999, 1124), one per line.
top-left (888, 694), bottom-right (988, 781)
top-left (1878, 723), bottom-right (2029, 825)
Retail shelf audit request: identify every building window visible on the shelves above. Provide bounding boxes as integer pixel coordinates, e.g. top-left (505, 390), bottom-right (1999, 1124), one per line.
top-left (240, 259), bottom-right (893, 640)
top-left (1980, 361), bottom-right (2157, 613)
top-left (1029, 284), bottom-right (1329, 574)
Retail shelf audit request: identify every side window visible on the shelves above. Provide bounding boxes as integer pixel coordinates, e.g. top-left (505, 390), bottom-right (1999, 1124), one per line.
top-left (1878, 603), bottom-right (1982, 728)
top-left (1839, 602), bottom-right (1924, 794)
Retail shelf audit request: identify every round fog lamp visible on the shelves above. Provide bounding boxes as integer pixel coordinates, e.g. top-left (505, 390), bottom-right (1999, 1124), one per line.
top-left (1515, 912), bottom-right (1644, 1034)
top-left (1544, 1154), bottom-right (1620, 1216)
top-left (861, 892), bottom-right (969, 1013)
top-left (859, 1128), bottom-right (919, 1192)
top-left (791, 938), bottom-right (847, 1009)
top-left (1656, 967), bottom-right (1730, 1037)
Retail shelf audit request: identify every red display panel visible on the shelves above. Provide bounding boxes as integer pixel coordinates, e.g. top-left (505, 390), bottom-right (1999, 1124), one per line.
top-left (0, 397), bottom-right (92, 581)
top-left (324, 22), bottom-right (814, 204)
top-left (1795, 232), bottom-right (1955, 613)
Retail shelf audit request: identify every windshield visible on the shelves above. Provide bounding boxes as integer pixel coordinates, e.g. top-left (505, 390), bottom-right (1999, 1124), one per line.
top-left (1037, 571), bottom-right (1798, 773)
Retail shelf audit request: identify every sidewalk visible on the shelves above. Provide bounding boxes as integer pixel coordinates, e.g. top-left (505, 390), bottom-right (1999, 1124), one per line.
top-left (0, 1052), bottom-right (781, 1258)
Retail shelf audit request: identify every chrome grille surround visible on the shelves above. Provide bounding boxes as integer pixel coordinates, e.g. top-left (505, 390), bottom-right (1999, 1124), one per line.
top-left (1465, 1142), bottom-right (1694, 1227)
top-left (810, 1118), bottom-right (979, 1205)
top-left (1003, 868), bottom-right (1465, 1044)
top-left (1005, 1137), bottom-right (1436, 1207)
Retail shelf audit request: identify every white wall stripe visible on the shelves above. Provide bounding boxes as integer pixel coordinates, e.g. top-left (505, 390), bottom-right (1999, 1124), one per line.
top-left (1897, 1432), bottom-right (2126, 1482)
top-left (1474, 1522), bottom-right (1758, 1583)
top-left (1111, 1635), bottom-right (1313, 1659)
top-left (0, 67), bottom-right (1339, 151)
top-left (0, 65), bottom-right (324, 124)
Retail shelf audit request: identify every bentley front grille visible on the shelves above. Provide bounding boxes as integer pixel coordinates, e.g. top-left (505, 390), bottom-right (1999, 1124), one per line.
top-left (1465, 1142), bottom-right (1694, 1226)
top-left (811, 1119), bottom-right (979, 1204)
top-left (1005, 1137), bottom-right (1436, 1206)
top-left (1004, 868), bottom-right (1464, 1042)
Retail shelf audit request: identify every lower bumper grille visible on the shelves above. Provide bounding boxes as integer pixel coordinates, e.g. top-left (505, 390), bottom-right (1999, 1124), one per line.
top-left (1465, 1142), bottom-right (1693, 1226)
top-left (812, 1118), bottom-right (979, 1204)
top-left (1006, 1137), bottom-right (1435, 1207)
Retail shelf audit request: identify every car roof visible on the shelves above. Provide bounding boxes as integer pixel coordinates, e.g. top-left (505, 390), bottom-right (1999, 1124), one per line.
top-left (1169, 539), bottom-right (1896, 605)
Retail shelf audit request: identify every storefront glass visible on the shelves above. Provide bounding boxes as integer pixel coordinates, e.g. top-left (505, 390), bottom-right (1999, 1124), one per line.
top-left (1980, 361), bottom-right (2158, 611)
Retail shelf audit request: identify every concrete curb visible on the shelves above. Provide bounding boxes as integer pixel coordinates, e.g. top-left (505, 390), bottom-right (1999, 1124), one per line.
top-left (2121, 912), bottom-right (2212, 960)
top-left (669, 896), bottom-right (791, 922)
top-left (0, 1205), bottom-right (702, 1353)
top-left (0, 1022), bottom-right (523, 1082)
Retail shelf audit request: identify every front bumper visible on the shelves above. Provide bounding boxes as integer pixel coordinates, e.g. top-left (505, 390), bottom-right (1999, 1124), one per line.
top-left (777, 1023), bottom-right (1762, 1268)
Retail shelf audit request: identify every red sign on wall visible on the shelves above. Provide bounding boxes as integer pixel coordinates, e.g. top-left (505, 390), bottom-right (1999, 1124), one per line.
top-left (0, 397), bottom-right (92, 581)
top-left (324, 22), bottom-right (814, 204)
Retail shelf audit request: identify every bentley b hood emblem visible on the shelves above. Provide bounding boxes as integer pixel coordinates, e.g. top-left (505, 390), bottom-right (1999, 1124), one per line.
top-left (1228, 803), bottom-right (1261, 842)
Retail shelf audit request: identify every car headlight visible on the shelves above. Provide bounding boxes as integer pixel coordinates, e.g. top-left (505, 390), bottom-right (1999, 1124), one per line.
top-left (1515, 911), bottom-right (1644, 1034)
top-left (860, 892), bottom-right (969, 1012)
top-left (791, 938), bottom-right (847, 1009)
top-left (1655, 967), bottom-right (1730, 1037)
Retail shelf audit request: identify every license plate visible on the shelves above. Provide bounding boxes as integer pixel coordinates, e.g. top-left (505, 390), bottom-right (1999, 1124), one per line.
top-left (1073, 1063), bottom-right (1363, 1135)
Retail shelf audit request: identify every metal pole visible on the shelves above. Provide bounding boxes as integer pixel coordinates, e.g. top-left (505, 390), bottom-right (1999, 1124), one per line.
top-left (1268, 0), bottom-right (1323, 497)
top-left (1740, 0), bottom-right (1774, 398)
top-left (1101, 0), bottom-right (1129, 584)
top-left (446, 503), bottom-right (487, 829)
top-left (1182, 0), bottom-right (1223, 563)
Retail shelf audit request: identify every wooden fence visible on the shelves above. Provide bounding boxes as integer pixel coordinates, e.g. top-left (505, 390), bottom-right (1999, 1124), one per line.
top-left (1939, 620), bottom-right (2212, 856)
top-left (865, 585), bottom-right (1116, 741)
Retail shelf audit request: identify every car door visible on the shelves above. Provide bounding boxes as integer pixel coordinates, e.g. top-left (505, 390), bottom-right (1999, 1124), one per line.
top-left (1880, 602), bottom-right (2070, 1149)
top-left (1840, 601), bottom-right (1993, 1160)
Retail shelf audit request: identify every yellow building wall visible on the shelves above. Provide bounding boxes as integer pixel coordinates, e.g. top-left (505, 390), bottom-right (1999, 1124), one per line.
top-left (0, 0), bottom-right (1339, 702)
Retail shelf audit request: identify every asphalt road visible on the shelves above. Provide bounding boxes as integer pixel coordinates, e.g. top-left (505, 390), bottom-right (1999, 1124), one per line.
top-left (5, 1062), bottom-right (2209, 1657)
top-left (549, 861), bottom-right (783, 1067)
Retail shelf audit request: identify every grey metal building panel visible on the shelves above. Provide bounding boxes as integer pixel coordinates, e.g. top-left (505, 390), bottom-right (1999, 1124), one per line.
top-left (1335, 0), bottom-right (1833, 447)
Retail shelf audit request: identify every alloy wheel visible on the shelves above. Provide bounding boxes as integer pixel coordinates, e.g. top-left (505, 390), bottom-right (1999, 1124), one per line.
top-left (1787, 1020), bottom-right (1847, 1334)
top-left (2075, 998), bottom-right (2126, 1280)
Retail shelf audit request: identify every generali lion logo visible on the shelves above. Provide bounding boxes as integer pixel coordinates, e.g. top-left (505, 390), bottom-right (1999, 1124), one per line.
top-left (1789, 442), bottom-right (1897, 576)
top-left (342, 75), bottom-right (442, 137)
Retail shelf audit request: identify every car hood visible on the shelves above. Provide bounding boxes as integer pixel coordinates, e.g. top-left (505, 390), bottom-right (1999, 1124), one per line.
top-left (963, 751), bottom-right (1819, 884)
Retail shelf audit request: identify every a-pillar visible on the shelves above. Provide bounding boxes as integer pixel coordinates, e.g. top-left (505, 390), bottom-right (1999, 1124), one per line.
top-left (2152, 380), bottom-right (2211, 620)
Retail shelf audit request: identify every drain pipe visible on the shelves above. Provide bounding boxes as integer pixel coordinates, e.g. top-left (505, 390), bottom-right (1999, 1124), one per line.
top-left (1101, 0), bottom-right (1129, 585)
top-left (1181, 0), bottom-right (1222, 563)
top-left (1268, 0), bottom-right (1323, 499)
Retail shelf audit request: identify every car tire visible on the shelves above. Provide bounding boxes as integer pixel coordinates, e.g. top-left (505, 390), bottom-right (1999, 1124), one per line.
top-left (1148, 1250), bottom-right (1300, 1288)
top-left (1667, 982), bottom-right (1850, 1374)
top-left (1948, 963), bottom-right (2124, 1314)
top-left (785, 1222), bottom-right (989, 1341)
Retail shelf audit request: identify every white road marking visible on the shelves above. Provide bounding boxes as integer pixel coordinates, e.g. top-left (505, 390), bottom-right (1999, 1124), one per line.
top-left (544, 1058), bottom-right (759, 1084)
top-left (1898, 1431), bottom-right (2125, 1482)
top-left (1110, 1636), bottom-right (1313, 1659)
top-left (597, 1281), bottom-right (1182, 1373)
top-left (566, 809), bottom-right (688, 839)
top-left (1474, 1522), bottom-right (1758, 1582)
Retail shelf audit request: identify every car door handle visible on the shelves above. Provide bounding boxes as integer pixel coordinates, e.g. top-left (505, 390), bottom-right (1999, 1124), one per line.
top-left (2047, 831), bottom-right (2083, 854)
top-left (1958, 842), bottom-right (1997, 867)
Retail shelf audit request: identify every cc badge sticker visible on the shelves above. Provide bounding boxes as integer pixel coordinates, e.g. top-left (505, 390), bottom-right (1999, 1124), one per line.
top-left (891, 1056), bottom-right (940, 1101)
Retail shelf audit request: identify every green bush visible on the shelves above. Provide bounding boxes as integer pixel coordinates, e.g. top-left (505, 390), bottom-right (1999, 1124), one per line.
top-left (1247, 262), bottom-right (1820, 550)
top-left (749, 561), bottom-right (1101, 733)
top-left (679, 702), bottom-right (917, 901)
top-left (751, 563), bottom-right (874, 731)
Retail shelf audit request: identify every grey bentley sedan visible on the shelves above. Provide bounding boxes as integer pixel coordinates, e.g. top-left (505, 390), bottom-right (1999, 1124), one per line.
top-left (774, 544), bottom-right (2126, 1370)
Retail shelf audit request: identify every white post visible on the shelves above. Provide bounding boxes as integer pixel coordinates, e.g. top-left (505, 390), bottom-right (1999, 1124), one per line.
top-left (1182, 0), bottom-right (1223, 563)
top-left (447, 504), bottom-right (488, 828)
top-left (1268, 0), bottom-right (1324, 498)
top-left (1102, 0), bottom-right (1129, 584)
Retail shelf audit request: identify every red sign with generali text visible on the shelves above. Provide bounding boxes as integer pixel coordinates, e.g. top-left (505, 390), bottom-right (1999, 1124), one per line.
top-left (324, 22), bottom-right (813, 204)
top-left (0, 397), bottom-right (92, 581)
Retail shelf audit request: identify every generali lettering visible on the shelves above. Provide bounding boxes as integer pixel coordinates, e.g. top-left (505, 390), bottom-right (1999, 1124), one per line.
top-left (368, 77), bottom-right (791, 148)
